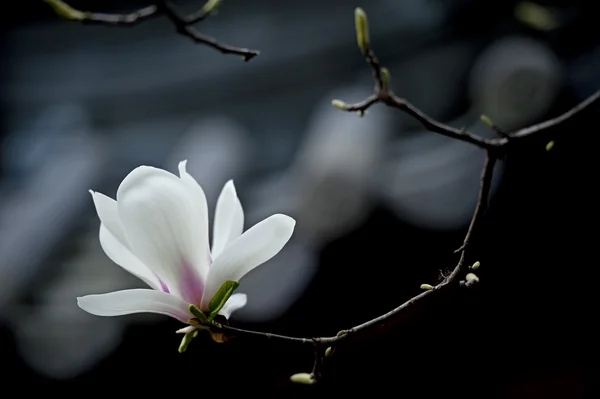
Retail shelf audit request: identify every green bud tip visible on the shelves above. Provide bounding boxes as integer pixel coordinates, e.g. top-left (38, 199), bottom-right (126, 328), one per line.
top-left (471, 261), bottom-right (481, 270)
top-left (44, 0), bottom-right (87, 21)
top-left (380, 67), bottom-right (391, 88)
top-left (480, 114), bottom-right (494, 128)
top-left (290, 373), bottom-right (316, 385)
top-left (465, 273), bottom-right (479, 283)
top-left (331, 99), bottom-right (347, 110)
top-left (514, 1), bottom-right (561, 32)
top-left (178, 331), bottom-right (196, 353)
top-left (188, 304), bottom-right (210, 324)
top-left (546, 140), bottom-right (555, 151)
top-left (420, 284), bottom-right (434, 290)
top-left (325, 347), bottom-right (334, 357)
top-left (354, 8), bottom-right (370, 54)
top-left (202, 0), bottom-right (222, 14)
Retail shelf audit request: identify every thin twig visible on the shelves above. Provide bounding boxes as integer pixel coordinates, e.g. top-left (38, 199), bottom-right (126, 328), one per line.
top-left (79, 5), bottom-right (160, 26)
top-left (335, 36), bottom-right (496, 149)
top-left (454, 154), bottom-right (496, 254)
top-left (214, 322), bottom-right (315, 344)
top-left (382, 95), bottom-right (496, 149)
top-left (334, 24), bottom-right (600, 151)
top-left (481, 115), bottom-right (511, 138)
top-left (182, 0), bottom-right (219, 24)
top-left (502, 89), bottom-right (600, 141)
top-left (157, 1), bottom-right (259, 61)
top-left (44, 0), bottom-right (259, 61)
top-left (365, 48), bottom-right (385, 91)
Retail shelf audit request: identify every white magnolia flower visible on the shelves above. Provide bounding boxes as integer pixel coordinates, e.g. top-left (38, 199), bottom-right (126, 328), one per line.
top-left (78, 161), bottom-right (295, 331)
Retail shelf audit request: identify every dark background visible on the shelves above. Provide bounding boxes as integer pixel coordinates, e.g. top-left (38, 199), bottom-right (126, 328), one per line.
top-left (1, 0), bottom-right (599, 397)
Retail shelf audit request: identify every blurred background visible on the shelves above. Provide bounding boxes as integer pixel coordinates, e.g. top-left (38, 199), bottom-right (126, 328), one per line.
top-left (1, 0), bottom-right (599, 396)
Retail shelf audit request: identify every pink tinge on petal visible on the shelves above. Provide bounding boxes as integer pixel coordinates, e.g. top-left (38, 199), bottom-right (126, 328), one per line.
top-left (179, 259), bottom-right (205, 307)
top-left (154, 272), bottom-right (170, 293)
top-left (159, 279), bottom-right (170, 293)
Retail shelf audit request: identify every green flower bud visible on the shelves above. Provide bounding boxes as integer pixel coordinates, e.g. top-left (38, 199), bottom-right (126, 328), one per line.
top-left (380, 67), bottom-right (391, 89)
top-left (325, 347), bottom-right (334, 357)
top-left (202, 0), bottom-right (222, 14)
top-left (44, 0), bottom-right (87, 20)
top-left (465, 273), bottom-right (479, 283)
top-left (331, 99), bottom-right (348, 110)
top-left (290, 373), bottom-right (316, 385)
top-left (354, 8), bottom-right (370, 54)
top-left (480, 114), bottom-right (494, 128)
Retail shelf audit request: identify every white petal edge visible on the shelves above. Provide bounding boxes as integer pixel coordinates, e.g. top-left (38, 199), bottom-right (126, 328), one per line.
top-left (201, 214), bottom-right (295, 308)
top-left (218, 293), bottom-right (247, 319)
top-left (212, 180), bottom-right (244, 259)
top-left (90, 190), bottom-right (129, 247)
top-left (99, 224), bottom-right (160, 290)
top-left (116, 165), bottom-right (209, 304)
top-left (77, 289), bottom-right (191, 323)
top-left (178, 161), bottom-right (211, 262)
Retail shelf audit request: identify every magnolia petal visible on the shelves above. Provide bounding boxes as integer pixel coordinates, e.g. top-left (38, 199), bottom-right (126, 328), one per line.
top-left (202, 214), bottom-right (295, 308)
top-left (116, 166), bottom-right (209, 304)
top-left (90, 190), bottom-right (159, 289)
top-left (218, 293), bottom-right (247, 319)
top-left (77, 289), bottom-right (191, 323)
top-left (89, 190), bottom-right (129, 246)
top-left (99, 225), bottom-right (161, 290)
top-left (212, 180), bottom-right (244, 259)
top-left (178, 160), bottom-right (210, 261)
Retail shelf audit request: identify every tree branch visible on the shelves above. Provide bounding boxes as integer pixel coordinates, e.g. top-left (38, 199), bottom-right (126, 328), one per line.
top-left (332, 8), bottom-right (600, 151)
top-left (48, 0), bottom-right (599, 383)
top-left (203, 8), bottom-right (599, 382)
top-left (157, 1), bottom-right (259, 61)
top-left (454, 154), bottom-right (496, 254)
top-left (500, 89), bottom-right (600, 142)
top-left (214, 322), bottom-right (316, 345)
top-left (81, 5), bottom-right (159, 26)
top-left (213, 152), bottom-right (496, 345)
top-left (43, 0), bottom-right (259, 61)
top-left (383, 95), bottom-right (497, 149)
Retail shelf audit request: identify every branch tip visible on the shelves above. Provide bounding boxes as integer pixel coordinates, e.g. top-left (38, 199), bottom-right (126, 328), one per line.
top-left (354, 7), bottom-right (370, 54)
top-left (290, 373), bottom-right (316, 385)
top-left (44, 0), bottom-right (87, 21)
